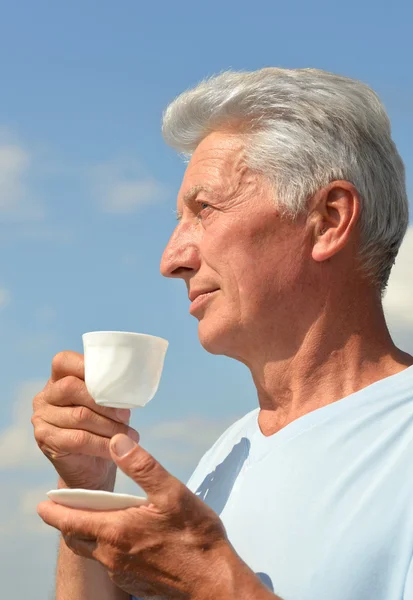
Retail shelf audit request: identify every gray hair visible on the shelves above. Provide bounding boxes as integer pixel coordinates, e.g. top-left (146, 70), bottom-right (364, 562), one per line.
top-left (162, 68), bottom-right (409, 293)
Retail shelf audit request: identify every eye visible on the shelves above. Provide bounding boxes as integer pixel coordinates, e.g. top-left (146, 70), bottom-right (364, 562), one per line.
top-left (196, 201), bottom-right (212, 221)
top-left (196, 200), bottom-right (212, 213)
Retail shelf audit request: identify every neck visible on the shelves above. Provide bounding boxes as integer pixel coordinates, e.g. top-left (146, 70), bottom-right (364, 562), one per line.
top-left (242, 288), bottom-right (413, 436)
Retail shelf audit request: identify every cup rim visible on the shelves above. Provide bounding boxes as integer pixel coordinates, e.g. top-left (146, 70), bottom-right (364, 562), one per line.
top-left (82, 331), bottom-right (168, 345)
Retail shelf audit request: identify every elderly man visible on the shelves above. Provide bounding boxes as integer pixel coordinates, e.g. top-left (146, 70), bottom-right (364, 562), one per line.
top-left (33, 68), bottom-right (413, 600)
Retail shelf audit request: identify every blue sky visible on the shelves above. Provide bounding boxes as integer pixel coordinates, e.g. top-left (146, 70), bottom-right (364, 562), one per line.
top-left (0, 1), bottom-right (412, 597)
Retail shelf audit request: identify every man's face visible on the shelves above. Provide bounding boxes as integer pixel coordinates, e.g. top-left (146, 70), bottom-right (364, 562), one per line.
top-left (160, 131), bottom-right (311, 359)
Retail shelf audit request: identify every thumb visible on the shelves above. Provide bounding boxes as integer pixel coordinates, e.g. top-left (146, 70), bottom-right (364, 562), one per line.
top-left (110, 433), bottom-right (177, 508)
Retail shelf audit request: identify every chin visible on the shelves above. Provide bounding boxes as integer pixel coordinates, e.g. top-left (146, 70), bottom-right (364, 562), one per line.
top-left (197, 315), bottom-right (240, 357)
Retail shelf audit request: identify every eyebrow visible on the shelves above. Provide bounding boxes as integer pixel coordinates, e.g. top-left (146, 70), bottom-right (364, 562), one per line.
top-left (175, 185), bottom-right (214, 221)
top-left (183, 184), bottom-right (213, 204)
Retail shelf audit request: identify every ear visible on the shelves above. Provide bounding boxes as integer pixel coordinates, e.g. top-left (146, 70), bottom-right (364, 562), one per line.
top-left (310, 180), bottom-right (360, 263)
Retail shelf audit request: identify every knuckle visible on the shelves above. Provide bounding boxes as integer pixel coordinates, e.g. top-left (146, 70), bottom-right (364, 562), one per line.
top-left (68, 429), bottom-right (89, 449)
top-left (41, 384), bottom-right (54, 407)
top-left (111, 420), bottom-right (130, 438)
top-left (131, 452), bottom-right (157, 479)
top-left (98, 437), bottom-right (110, 457)
top-left (32, 418), bottom-right (47, 442)
top-left (101, 520), bottom-right (130, 550)
top-left (32, 390), bottom-right (44, 412)
top-left (52, 351), bottom-right (85, 381)
top-left (33, 423), bottom-right (57, 458)
top-left (51, 351), bottom-right (67, 374)
top-left (136, 453), bottom-right (154, 474)
top-left (71, 405), bottom-right (91, 425)
top-left (58, 375), bottom-right (82, 398)
top-left (64, 429), bottom-right (109, 457)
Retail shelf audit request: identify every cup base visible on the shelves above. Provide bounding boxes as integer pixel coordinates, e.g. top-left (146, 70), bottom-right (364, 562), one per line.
top-left (95, 400), bottom-right (144, 409)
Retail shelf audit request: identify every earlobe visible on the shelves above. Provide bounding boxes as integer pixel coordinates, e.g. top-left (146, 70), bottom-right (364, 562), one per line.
top-left (310, 219), bottom-right (329, 257)
top-left (312, 229), bottom-right (332, 263)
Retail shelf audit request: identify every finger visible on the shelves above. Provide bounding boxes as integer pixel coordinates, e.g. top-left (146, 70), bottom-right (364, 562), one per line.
top-left (35, 421), bottom-right (119, 460)
top-left (40, 405), bottom-right (139, 442)
top-left (51, 351), bottom-right (85, 383)
top-left (37, 501), bottom-right (101, 538)
top-left (45, 376), bottom-right (131, 424)
top-left (63, 536), bottom-right (98, 560)
top-left (110, 435), bottom-right (182, 510)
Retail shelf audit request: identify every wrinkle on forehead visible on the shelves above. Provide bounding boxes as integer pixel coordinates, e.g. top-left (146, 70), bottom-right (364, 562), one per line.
top-left (178, 131), bottom-right (259, 208)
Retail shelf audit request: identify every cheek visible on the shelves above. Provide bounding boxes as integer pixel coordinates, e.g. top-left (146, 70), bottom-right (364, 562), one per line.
top-left (231, 247), bottom-right (303, 309)
top-left (203, 218), bottom-right (306, 301)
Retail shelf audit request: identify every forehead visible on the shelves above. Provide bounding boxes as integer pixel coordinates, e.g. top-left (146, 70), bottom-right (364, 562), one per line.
top-left (177, 132), bottom-right (246, 204)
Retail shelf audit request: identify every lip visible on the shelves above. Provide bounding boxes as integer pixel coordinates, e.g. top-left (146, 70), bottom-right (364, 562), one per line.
top-left (188, 289), bottom-right (219, 303)
top-left (189, 289), bottom-right (219, 314)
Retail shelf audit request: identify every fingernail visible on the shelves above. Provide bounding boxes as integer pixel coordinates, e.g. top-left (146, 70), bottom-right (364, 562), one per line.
top-left (113, 434), bottom-right (137, 457)
top-left (116, 409), bottom-right (131, 423)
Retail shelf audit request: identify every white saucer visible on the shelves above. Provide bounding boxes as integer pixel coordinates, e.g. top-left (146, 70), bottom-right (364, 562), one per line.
top-left (47, 488), bottom-right (148, 510)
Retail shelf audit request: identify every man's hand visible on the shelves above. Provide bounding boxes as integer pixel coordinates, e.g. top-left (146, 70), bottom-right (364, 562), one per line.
top-left (32, 351), bottom-right (140, 491)
top-left (37, 435), bottom-right (276, 600)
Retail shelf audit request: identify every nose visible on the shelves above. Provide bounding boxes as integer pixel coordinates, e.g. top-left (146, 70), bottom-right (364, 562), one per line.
top-left (160, 222), bottom-right (201, 279)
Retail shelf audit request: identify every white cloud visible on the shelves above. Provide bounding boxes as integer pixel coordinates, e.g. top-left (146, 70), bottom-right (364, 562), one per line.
top-left (0, 134), bottom-right (44, 221)
top-left (0, 380), bottom-right (48, 469)
top-left (139, 416), bottom-right (234, 476)
top-left (92, 160), bottom-right (167, 213)
top-left (20, 483), bottom-right (58, 533)
top-left (383, 226), bottom-right (413, 336)
top-left (143, 417), bottom-right (232, 464)
top-left (105, 179), bottom-right (165, 213)
top-left (0, 480), bottom-right (56, 536)
top-left (0, 381), bottom-right (57, 595)
top-left (14, 332), bottom-right (57, 355)
top-left (0, 478), bottom-right (58, 599)
top-left (0, 287), bottom-right (10, 310)
top-left (0, 144), bottom-right (29, 208)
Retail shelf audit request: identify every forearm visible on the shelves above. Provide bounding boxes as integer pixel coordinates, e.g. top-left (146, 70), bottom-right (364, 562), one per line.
top-left (55, 475), bottom-right (128, 600)
top-left (56, 536), bottom-right (129, 600)
top-left (227, 553), bottom-right (282, 600)
top-left (197, 543), bottom-right (282, 600)
top-left (230, 559), bottom-right (282, 600)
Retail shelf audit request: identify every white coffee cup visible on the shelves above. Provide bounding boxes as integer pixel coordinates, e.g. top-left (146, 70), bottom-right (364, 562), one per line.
top-left (82, 331), bottom-right (168, 409)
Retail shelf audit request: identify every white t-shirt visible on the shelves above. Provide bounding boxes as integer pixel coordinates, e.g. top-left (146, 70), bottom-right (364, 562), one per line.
top-left (186, 366), bottom-right (413, 599)
top-left (134, 366), bottom-right (413, 599)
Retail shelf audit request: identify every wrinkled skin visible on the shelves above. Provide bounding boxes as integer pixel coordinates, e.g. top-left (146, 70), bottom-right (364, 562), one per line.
top-left (32, 351), bottom-right (139, 491)
top-left (37, 437), bottom-right (246, 600)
